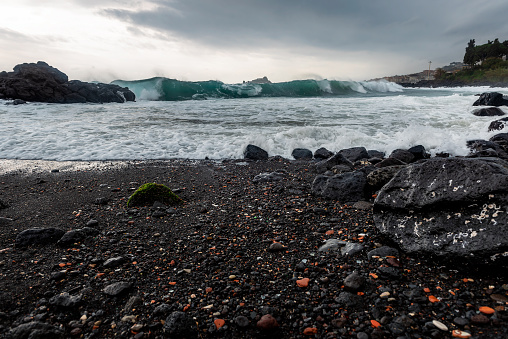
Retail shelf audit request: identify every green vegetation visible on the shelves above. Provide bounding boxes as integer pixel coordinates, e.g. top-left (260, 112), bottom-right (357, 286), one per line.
top-left (127, 183), bottom-right (182, 207)
top-left (434, 38), bottom-right (508, 84)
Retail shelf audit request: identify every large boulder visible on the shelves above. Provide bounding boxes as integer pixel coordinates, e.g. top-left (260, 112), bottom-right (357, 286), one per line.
top-left (315, 153), bottom-right (353, 174)
top-left (339, 147), bottom-right (369, 162)
top-left (15, 228), bottom-right (66, 248)
top-left (0, 61), bottom-right (135, 103)
top-left (473, 92), bottom-right (508, 107)
top-left (473, 107), bottom-right (506, 116)
top-left (373, 158), bottom-right (508, 268)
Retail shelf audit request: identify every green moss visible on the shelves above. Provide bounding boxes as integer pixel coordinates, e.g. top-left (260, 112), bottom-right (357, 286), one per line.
top-left (127, 183), bottom-right (182, 207)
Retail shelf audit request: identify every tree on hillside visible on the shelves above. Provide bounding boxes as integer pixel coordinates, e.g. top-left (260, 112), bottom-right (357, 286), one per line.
top-left (464, 39), bottom-right (477, 67)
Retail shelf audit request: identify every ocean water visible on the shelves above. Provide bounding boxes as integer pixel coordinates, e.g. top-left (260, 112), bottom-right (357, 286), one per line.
top-left (0, 79), bottom-right (507, 161)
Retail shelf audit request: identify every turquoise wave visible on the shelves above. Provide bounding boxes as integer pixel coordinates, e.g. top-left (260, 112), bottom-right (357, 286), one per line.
top-left (111, 77), bottom-right (403, 101)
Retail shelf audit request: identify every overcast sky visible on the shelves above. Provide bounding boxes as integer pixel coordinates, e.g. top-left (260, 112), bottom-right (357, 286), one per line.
top-left (1, 0), bottom-right (507, 83)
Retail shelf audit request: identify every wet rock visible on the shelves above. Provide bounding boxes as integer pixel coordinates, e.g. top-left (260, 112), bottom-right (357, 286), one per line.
top-left (473, 107), bottom-right (506, 116)
top-left (352, 201), bottom-right (373, 210)
top-left (339, 147), bottom-right (369, 162)
top-left (389, 149), bottom-right (415, 163)
top-left (256, 314), bottom-right (278, 330)
top-left (8, 321), bottom-right (64, 338)
top-left (15, 228), bottom-right (66, 248)
top-left (103, 282), bottom-right (132, 296)
top-left (374, 157), bottom-right (508, 266)
top-left (312, 171), bottom-right (367, 202)
top-left (473, 92), bottom-right (508, 107)
top-left (244, 144), bottom-right (268, 160)
top-left (488, 117), bottom-right (508, 132)
top-left (314, 147), bottom-right (334, 160)
top-left (408, 145), bottom-right (430, 161)
top-left (470, 314), bottom-right (490, 325)
top-left (164, 311), bottom-right (198, 338)
top-left (292, 148), bottom-right (313, 160)
top-left (341, 242), bottom-right (365, 256)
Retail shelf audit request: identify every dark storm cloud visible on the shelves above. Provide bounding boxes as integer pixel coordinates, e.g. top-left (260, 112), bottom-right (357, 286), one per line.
top-left (102, 0), bottom-right (508, 61)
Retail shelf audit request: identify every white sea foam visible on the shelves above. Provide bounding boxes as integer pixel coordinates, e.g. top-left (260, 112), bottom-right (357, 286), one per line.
top-left (0, 88), bottom-right (504, 161)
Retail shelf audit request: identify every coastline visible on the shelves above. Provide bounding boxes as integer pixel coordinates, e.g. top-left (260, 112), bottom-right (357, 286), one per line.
top-left (0, 157), bottom-right (506, 338)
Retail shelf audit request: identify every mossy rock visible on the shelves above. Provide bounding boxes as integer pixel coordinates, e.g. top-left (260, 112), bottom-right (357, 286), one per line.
top-left (127, 183), bottom-right (182, 207)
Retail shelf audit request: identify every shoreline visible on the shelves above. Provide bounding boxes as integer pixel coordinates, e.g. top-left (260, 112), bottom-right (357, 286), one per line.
top-left (0, 155), bottom-right (507, 338)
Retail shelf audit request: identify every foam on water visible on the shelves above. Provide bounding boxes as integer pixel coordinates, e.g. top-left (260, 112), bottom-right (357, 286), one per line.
top-left (0, 87), bottom-right (506, 161)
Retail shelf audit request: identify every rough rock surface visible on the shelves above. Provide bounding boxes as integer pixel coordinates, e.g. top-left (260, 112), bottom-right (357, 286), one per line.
top-left (374, 157), bottom-right (508, 265)
top-left (339, 147), bottom-right (369, 162)
top-left (473, 107), bottom-right (506, 116)
top-left (315, 153), bottom-right (353, 174)
top-left (472, 92), bottom-right (508, 106)
top-left (291, 148), bottom-right (313, 160)
top-left (312, 171), bottom-right (367, 202)
top-left (0, 61), bottom-right (135, 103)
top-left (15, 228), bottom-right (66, 247)
top-left (243, 144), bottom-right (268, 160)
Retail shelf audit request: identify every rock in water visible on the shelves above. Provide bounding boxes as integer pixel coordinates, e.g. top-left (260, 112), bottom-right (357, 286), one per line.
top-left (291, 148), bottom-right (313, 160)
top-left (473, 107), bottom-right (506, 116)
top-left (373, 158), bottom-right (508, 267)
top-left (473, 92), bottom-right (508, 107)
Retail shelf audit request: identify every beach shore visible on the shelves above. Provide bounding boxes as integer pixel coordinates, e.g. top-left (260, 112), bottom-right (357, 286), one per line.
top-left (0, 158), bottom-right (506, 338)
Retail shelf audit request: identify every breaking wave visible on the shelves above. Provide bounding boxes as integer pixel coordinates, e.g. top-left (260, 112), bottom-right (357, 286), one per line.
top-left (112, 78), bottom-right (403, 101)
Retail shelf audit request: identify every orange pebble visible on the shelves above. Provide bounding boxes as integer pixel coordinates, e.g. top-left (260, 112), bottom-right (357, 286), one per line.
top-left (325, 230), bottom-right (334, 235)
top-left (303, 327), bottom-right (318, 335)
top-left (296, 278), bottom-right (310, 288)
top-left (205, 287), bottom-right (213, 293)
top-left (370, 320), bottom-right (381, 328)
top-left (423, 287), bottom-right (431, 293)
top-left (214, 319), bottom-right (225, 329)
top-left (479, 306), bottom-right (495, 315)
top-left (428, 295), bottom-right (439, 303)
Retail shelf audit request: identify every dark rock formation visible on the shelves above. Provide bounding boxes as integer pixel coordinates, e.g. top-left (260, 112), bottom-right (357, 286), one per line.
top-left (472, 107), bottom-right (506, 116)
top-left (373, 157), bottom-right (508, 267)
top-left (339, 147), bottom-right (369, 162)
top-left (315, 153), bottom-right (353, 174)
top-left (472, 92), bottom-right (508, 107)
top-left (243, 144), bottom-right (268, 160)
top-left (407, 145), bottom-right (429, 161)
top-left (314, 147), bottom-right (334, 160)
top-left (291, 148), bottom-right (313, 160)
top-left (312, 170), bottom-right (367, 202)
top-left (0, 61), bottom-right (135, 103)
top-left (488, 117), bottom-right (508, 131)
top-left (389, 149), bottom-right (415, 164)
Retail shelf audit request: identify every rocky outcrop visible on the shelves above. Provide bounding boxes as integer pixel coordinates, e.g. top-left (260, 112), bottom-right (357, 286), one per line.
top-left (0, 61), bottom-right (135, 103)
top-left (473, 107), bottom-right (505, 116)
top-left (373, 157), bottom-right (508, 266)
top-left (472, 92), bottom-right (508, 107)
top-left (244, 144), bottom-right (268, 160)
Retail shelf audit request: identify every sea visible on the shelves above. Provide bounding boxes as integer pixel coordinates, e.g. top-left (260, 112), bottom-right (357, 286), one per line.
top-left (1, 78), bottom-right (507, 162)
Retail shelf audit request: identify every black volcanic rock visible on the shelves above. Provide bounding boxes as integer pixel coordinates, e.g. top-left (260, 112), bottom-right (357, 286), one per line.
top-left (0, 61), bottom-right (135, 103)
top-left (373, 157), bottom-right (508, 266)
top-left (473, 92), bottom-right (508, 107)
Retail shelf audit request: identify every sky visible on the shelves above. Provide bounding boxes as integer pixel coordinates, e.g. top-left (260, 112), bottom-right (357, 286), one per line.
top-left (1, 0), bottom-right (508, 84)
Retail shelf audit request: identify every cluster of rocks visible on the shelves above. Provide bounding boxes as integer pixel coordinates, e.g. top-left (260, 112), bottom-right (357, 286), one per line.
top-left (0, 61), bottom-right (135, 104)
top-left (242, 92), bottom-right (508, 270)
